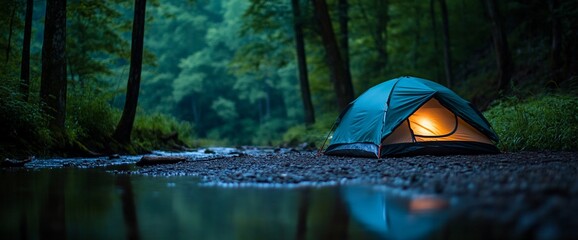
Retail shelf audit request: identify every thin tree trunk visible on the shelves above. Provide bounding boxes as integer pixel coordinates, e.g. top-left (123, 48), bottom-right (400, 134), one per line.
top-left (291, 0), bottom-right (315, 125)
top-left (438, 0), bottom-right (453, 87)
top-left (374, 0), bottom-right (388, 67)
top-left (20, 0), bottom-right (33, 101)
top-left (548, 0), bottom-right (562, 88)
top-left (413, 2), bottom-right (421, 68)
top-left (358, 0), bottom-right (388, 67)
top-left (311, 0), bottom-right (354, 111)
top-left (483, 0), bottom-right (513, 92)
top-left (6, 4), bottom-right (17, 63)
top-left (430, 0), bottom-right (441, 81)
top-left (338, 0), bottom-right (349, 70)
top-left (112, 0), bottom-right (147, 144)
top-left (40, 0), bottom-right (67, 140)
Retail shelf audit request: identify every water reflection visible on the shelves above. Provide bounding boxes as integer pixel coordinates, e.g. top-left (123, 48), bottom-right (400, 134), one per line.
top-left (1, 168), bottom-right (450, 240)
top-left (343, 186), bottom-right (449, 239)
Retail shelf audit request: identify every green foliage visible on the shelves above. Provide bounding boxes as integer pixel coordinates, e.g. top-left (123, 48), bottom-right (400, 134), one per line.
top-left (66, 88), bottom-right (118, 151)
top-left (132, 112), bottom-right (196, 150)
top-left (282, 114), bottom-right (337, 148)
top-left (0, 83), bottom-right (51, 157)
top-left (484, 95), bottom-right (578, 151)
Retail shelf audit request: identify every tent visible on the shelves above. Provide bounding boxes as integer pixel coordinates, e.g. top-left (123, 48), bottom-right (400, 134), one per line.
top-left (325, 76), bottom-right (499, 157)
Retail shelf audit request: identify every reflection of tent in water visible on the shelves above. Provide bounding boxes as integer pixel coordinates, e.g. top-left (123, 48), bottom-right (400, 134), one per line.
top-left (325, 76), bottom-right (500, 157)
top-left (343, 187), bottom-right (449, 239)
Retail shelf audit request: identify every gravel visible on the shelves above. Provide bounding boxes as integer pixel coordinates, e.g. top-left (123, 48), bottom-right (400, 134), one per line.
top-left (119, 151), bottom-right (578, 239)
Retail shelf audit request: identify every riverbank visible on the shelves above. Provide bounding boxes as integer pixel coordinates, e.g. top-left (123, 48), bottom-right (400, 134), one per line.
top-left (9, 150), bottom-right (578, 239)
top-left (128, 150), bottom-right (578, 239)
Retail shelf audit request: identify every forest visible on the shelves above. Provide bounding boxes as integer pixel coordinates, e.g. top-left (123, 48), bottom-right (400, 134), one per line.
top-left (1, 0), bottom-right (577, 158)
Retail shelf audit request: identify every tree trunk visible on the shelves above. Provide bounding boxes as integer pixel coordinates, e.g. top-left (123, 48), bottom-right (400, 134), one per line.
top-left (112, 0), bottom-right (147, 144)
top-left (291, 0), bottom-right (315, 125)
top-left (20, 0), bottom-right (33, 101)
top-left (430, 0), bottom-right (441, 81)
top-left (374, 0), bottom-right (389, 67)
top-left (40, 0), bottom-right (67, 140)
top-left (438, 0), bottom-right (453, 87)
top-left (548, 0), bottom-right (562, 88)
top-left (358, 0), bottom-right (388, 67)
top-left (483, 0), bottom-right (513, 93)
top-left (338, 0), bottom-right (349, 71)
top-left (6, 4), bottom-right (17, 63)
top-left (311, 0), bottom-right (354, 111)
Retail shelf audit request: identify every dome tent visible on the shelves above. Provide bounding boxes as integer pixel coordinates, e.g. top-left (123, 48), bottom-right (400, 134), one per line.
top-left (324, 76), bottom-right (499, 158)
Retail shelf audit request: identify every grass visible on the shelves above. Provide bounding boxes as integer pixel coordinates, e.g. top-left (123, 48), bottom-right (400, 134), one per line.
top-left (484, 94), bottom-right (578, 151)
top-left (282, 114), bottom-right (338, 149)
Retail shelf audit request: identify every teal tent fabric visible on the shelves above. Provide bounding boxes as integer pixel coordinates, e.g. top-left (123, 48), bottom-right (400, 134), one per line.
top-left (325, 76), bottom-right (499, 157)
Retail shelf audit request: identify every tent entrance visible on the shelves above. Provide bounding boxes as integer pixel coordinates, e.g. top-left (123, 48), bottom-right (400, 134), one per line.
top-left (382, 98), bottom-right (492, 145)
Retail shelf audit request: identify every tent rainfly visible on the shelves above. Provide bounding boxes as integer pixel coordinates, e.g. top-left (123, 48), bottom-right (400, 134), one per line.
top-left (324, 76), bottom-right (499, 158)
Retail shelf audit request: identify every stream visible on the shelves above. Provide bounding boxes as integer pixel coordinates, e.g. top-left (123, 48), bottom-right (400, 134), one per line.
top-left (1, 148), bottom-right (574, 239)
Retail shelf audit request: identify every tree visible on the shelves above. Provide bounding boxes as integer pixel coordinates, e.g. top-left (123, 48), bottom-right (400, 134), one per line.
top-left (429, 0), bottom-right (441, 81)
top-left (311, 0), bottom-right (354, 111)
top-left (483, 0), bottom-right (513, 93)
top-left (438, 0), bottom-right (453, 87)
top-left (291, 0), bottom-right (315, 125)
top-left (112, 0), bottom-right (147, 144)
top-left (548, 0), bottom-right (562, 87)
top-left (5, 3), bottom-right (18, 63)
top-left (19, 0), bottom-right (33, 101)
top-left (66, 0), bottom-right (132, 85)
top-left (338, 0), bottom-right (349, 71)
top-left (40, 0), bottom-right (67, 139)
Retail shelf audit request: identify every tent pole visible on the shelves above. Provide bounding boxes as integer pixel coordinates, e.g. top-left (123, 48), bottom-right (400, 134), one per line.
top-left (317, 120), bottom-right (339, 156)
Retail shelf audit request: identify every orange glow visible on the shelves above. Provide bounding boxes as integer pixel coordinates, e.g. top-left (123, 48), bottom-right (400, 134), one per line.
top-left (408, 102), bottom-right (455, 137)
top-left (382, 98), bottom-right (493, 144)
top-left (409, 197), bottom-right (448, 212)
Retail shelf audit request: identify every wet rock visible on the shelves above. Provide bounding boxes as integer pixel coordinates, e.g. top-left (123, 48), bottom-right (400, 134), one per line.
top-left (1, 156), bottom-right (33, 168)
top-left (136, 156), bottom-right (187, 166)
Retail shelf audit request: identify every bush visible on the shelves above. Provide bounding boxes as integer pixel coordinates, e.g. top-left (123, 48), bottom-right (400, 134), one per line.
top-left (66, 91), bottom-right (118, 151)
top-left (0, 85), bottom-right (52, 157)
top-left (132, 112), bottom-right (196, 150)
top-left (282, 114), bottom-right (337, 149)
top-left (484, 95), bottom-right (578, 151)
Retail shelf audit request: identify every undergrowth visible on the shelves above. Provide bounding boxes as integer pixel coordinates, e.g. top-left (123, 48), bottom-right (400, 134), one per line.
top-left (1, 83), bottom-right (197, 158)
top-left (0, 85), bottom-right (51, 158)
top-left (282, 114), bottom-right (337, 149)
top-left (484, 94), bottom-right (578, 151)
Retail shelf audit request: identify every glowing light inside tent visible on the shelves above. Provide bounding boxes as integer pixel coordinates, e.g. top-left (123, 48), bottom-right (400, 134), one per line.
top-left (410, 115), bottom-right (436, 136)
top-left (408, 99), bottom-right (456, 137)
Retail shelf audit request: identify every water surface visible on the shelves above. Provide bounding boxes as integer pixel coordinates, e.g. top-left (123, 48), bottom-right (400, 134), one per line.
top-left (1, 166), bottom-right (452, 240)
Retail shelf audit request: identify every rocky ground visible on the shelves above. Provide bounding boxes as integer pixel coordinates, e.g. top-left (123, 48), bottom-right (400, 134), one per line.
top-left (120, 151), bottom-right (578, 196)
top-left (118, 150), bottom-right (578, 239)
top-left (15, 149), bottom-right (578, 239)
